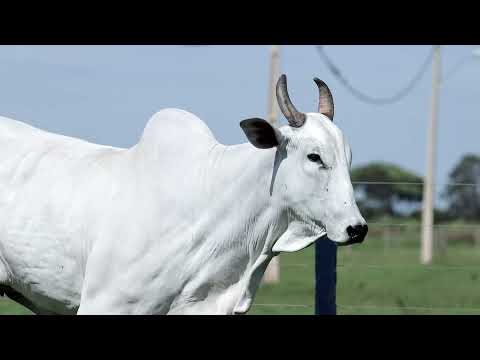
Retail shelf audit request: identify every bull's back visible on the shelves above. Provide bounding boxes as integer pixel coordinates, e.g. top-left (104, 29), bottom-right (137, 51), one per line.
top-left (0, 116), bottom-right (125, 313)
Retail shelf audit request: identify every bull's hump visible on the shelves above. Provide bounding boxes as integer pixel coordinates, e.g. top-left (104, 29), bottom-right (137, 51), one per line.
top-left (137, 108), bottom-right (218, 155)
top-left (145, 108), bottom-right (216, 140)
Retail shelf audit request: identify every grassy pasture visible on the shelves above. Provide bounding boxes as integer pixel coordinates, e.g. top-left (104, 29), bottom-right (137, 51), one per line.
top-left (251, 223), bottom-right (480, 315)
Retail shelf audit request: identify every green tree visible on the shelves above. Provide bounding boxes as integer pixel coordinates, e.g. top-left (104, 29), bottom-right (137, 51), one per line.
top-left (443, 154), bottom-right (480, 221)
top-left (351, 162), bottom-right (423, 218)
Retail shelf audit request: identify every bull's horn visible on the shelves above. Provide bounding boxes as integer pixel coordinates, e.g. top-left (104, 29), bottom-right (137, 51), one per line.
top-left (314, 77), bottom-right (334, 121)
top-left (276, 74), bottom-right (306, 128)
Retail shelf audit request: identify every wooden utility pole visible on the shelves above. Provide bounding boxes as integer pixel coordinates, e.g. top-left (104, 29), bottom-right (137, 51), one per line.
top-left (263, 45), bottom-right (281, 284)
top-left (267, 45), bottom-right (280, 125)
top-left (421, 45), bottom-right (441, 265)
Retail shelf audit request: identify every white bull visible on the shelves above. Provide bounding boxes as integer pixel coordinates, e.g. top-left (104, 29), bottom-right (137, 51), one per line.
top-left (0, 74), bottom-right (367, 315)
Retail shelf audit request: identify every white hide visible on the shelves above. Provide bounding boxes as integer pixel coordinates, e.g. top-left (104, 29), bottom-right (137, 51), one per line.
top-left (0, 108), bottom-right (364, 315)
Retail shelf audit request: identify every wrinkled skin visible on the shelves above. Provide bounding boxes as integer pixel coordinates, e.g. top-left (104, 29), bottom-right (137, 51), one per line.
top-left (0, 108), bottom-right (365, 315)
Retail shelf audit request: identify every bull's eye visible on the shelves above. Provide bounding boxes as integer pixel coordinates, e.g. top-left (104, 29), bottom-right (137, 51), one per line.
top-left (307, 153), bottom-right (322, 163)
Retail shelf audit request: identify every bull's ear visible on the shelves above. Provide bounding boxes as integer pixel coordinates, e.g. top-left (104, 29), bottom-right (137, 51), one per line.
top-left (240, 118), bottom-right (282, 149)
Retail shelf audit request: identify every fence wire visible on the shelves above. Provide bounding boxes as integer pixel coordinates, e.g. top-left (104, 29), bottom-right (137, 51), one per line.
top-left (282, 264), bottom-right (480, 271)
top-left (352, 181), bottom-right (478, 187)
top-left (252, 304), bottom-right (480, 312)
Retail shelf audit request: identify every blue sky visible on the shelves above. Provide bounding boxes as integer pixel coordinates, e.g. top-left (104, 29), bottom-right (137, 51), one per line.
top-left (0, 45), bottom-right (478, 204)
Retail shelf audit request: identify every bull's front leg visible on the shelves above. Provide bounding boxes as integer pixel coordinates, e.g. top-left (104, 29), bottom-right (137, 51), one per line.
top-left (76, 241), bottom-right (139, 315)
top-left (77, 280), bottom-right (133, 314)
top-left (77, 290), bottom-right (131, 315)
top-left (233, 253), bottom-right (274, 314)
top-left (77, 241), bottom-right (178, 315)
top-left (77, 282), bottom-right (176, 315)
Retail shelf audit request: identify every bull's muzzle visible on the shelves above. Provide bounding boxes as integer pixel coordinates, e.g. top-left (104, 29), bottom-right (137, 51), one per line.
top-left (336, 224), bottom-right (368, 246)
top-left (346, 224), bottom-right (368, 244)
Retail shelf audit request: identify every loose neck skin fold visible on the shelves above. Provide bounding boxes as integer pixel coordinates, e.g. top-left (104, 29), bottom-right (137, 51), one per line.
top-left (167, 143), bottom-right (289, 314)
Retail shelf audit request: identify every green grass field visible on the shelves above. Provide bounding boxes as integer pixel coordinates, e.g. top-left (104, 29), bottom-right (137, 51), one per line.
top-left (2, 224), bottom-right (480, 315)
top-left (251, 225), bottom-right (480, 315)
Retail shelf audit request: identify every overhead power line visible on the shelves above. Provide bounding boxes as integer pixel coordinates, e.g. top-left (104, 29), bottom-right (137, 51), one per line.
top-left (315, 45), bottom-right (435, 105)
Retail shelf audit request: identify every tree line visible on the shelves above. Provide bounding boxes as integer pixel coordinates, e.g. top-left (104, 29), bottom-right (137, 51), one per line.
top-left (351, 154), bottom-right (480, 222)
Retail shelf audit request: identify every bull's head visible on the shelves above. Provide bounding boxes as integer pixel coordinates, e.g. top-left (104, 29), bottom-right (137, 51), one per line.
top-left (240, 74), bottom-right (367, 252)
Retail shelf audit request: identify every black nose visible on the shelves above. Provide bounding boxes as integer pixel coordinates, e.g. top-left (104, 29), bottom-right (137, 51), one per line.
top-left (346, 224), bottom-right (368, 244)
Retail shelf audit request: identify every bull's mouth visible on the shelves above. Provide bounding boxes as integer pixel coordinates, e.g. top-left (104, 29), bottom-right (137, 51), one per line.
top-left (331, 234), bottom-right (366, 247)
top-left (336, 239), bottom-right (357, 247)
top-left (315, 233), bottom-right (358, 247)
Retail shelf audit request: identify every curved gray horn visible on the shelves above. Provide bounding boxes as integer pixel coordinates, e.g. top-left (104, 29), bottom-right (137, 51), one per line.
top-left (276, 74), bottom-right (306, 127)
top-left (314, 77), bottom-right (334, 121)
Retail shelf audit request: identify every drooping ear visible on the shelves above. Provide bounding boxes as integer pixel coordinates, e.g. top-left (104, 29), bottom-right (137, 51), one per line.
top-left (239, 118), bottom-right (282, 149)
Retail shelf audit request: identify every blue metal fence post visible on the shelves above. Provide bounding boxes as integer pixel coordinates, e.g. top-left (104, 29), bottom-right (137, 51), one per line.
top-left (315, 239), bottom-right (337, 315)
